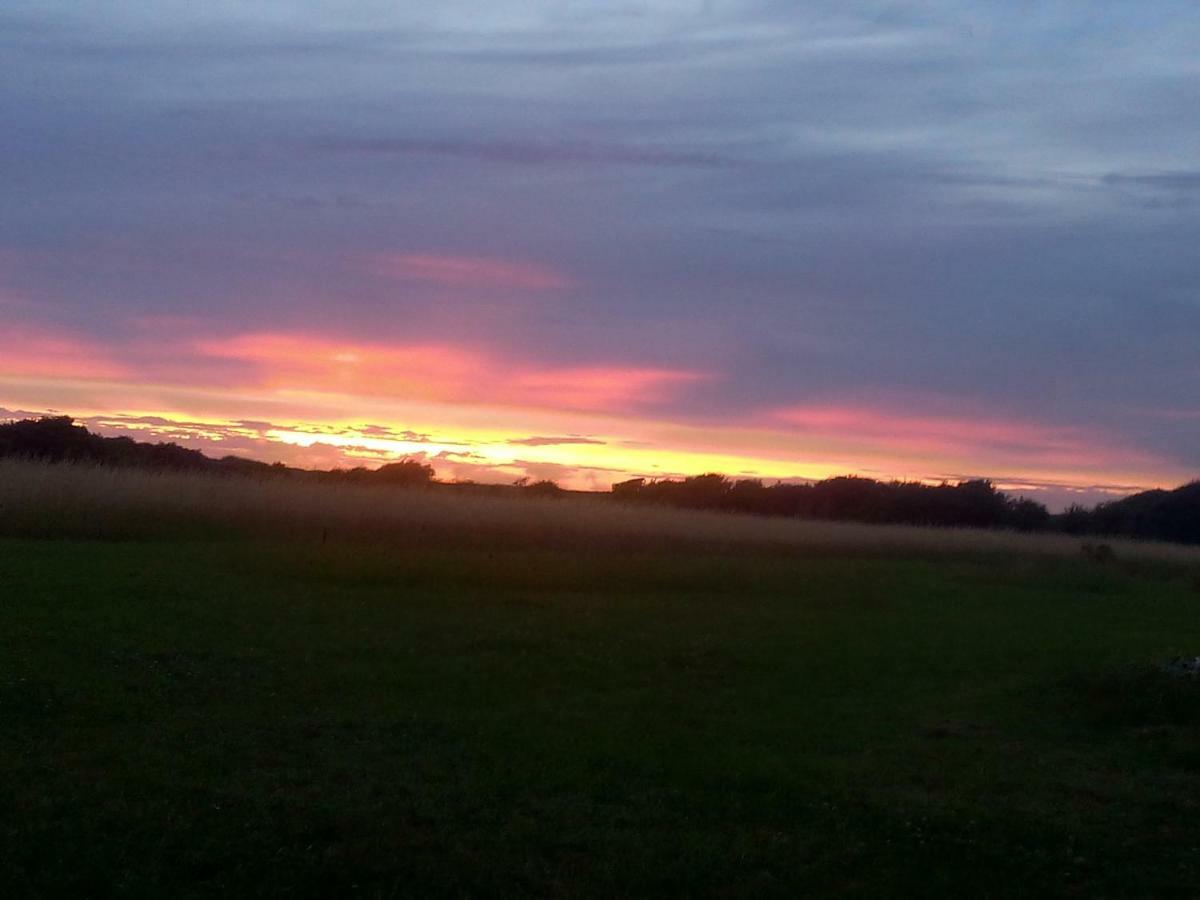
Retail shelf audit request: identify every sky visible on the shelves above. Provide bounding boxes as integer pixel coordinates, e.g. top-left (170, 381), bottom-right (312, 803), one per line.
top-left (2, 1), bottom-right (1198, 509)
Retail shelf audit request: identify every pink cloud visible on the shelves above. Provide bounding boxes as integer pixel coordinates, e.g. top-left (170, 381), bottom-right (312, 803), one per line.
top-left (195, 331), bottom-right (706, 413)
top-left (126, 313), bottom-right (209, 333)
top-left (775, 405), bottom-right (1063, 446)
top-left (510, 366), bottom-right (707, 411)
top-left (770, 403), bottom-right (1157, 471)
top-left (197, 333), bottom-right (482, 401)
top-left (0, 326), bottom-right (131, 381)
top-left (371, 253), bottom-right (570, 291)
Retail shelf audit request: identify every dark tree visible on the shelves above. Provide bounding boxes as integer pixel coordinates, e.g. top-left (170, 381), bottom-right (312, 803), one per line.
top-left (371, 459), bottom-right (436, 487)
top-left (610, 471), bottom-right (1053, 533)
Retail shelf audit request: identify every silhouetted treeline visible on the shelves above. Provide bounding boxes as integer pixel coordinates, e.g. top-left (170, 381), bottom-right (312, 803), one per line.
top-left (4, 416), bottom-right (1199, 543)
top-left (0, 415), bottom-right (214, 469)
top-left (612, 472), bottom-right (1200, 543)
top-left (1057, 482), bottom-right (1200, 546)
top-left (0, 416), bottom-right (435, 487)
top-left (613, 473), bottom-right (1051, 531)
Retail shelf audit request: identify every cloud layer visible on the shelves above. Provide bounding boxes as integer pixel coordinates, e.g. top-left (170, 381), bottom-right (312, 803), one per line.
top-left (2, 1), bottom-right (1198, 505)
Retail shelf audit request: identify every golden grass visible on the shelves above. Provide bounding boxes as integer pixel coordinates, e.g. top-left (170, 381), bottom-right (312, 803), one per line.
top-left (2, 458), bottom-right (1198, 563)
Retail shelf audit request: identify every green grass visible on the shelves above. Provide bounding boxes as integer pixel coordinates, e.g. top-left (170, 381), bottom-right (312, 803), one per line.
top-left (4, 538), bottom-right (1200, 897)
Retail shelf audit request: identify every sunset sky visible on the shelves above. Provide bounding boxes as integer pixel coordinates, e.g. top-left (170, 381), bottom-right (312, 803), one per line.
top-left (3, 2), bottom-right (1198, 508)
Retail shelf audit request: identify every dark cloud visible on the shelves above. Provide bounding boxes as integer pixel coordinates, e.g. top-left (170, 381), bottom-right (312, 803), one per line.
top-left (1101, 171), bottom-right (1200, 208)
top-left (310, 136), bottom-right (731, 168)
top-left (1103, 171), bottom-right (1200, 192)
top-left (508, 436), bottom-right (606, 447)
top-left (235, 191), bottom-right (390, 211)
top-left (357, 425), bottom-right (437, 442)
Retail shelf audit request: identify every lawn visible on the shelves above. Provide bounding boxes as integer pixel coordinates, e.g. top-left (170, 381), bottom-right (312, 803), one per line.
top-left (4, 536), bottom-right (1200, 897)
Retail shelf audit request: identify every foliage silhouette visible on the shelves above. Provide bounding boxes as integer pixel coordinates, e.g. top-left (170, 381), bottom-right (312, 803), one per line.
top-left (1067, 482), bottom-right (1200, 545)
top-left (613, 472), bottom-right (1049, 531)
top-left (0, 416), bottom-right (434, 487)
top-left (3, 415), bottom-right (1197, 542)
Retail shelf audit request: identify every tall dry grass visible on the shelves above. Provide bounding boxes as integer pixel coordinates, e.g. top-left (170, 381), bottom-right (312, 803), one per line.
top-left (1, 458), bottom-right (1198, 563)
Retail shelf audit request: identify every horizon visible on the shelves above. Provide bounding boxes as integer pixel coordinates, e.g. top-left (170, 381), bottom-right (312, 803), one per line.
top-left (6, 408), bottom-right (1192, 515)
top-left (3, 3), bottom-right (1198, 511)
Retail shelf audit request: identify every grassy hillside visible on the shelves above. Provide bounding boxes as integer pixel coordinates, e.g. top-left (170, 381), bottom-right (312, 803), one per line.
top-left (4, 462), bottom-right (1200, 896)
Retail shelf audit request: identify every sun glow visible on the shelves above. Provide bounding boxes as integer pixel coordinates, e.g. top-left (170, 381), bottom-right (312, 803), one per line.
top-left (0, 321), bottom-right (1191, 504)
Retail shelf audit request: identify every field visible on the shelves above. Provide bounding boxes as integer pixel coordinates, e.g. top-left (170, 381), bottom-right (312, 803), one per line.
top-left (4, 461), bottom-right (1200, 897)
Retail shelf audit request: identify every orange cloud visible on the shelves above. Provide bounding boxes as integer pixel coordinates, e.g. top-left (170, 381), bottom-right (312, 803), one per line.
top-left (371, 253), bottom-right (569, 291)
top-left (0, 326), bottom-right (131, 381)
top-left (195, 331), bottom-right (706, 414)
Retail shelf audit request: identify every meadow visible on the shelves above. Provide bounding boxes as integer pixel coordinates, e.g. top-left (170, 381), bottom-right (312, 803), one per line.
top-left (4, 459), bottom-right (1200, 897)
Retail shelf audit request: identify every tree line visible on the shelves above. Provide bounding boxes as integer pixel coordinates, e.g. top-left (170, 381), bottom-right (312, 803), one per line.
top-left (613, 474), bottom-right (1050, 530)
top-left (0, 416), bottom-right (436, 487)
top-left (612, 472), bottom-right (1200, 545)
top-left (1058, 484), bottom-right (1200, 546)
top-left (2, 415), bottom-right (1197, 544)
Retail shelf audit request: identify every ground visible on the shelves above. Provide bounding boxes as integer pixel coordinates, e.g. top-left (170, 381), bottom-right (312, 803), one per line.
top-left (3, 538), bottom-right (1200, 897)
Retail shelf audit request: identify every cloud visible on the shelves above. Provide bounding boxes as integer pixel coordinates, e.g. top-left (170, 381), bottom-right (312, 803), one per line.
top-left (3, 1), bottom-right (1199, 497)
top-left (235, 190), bottom-right (389, 211)
top-left (770, 403), bottom-right (1166, 475)
top-left (0, 326), bottom-right (131, 381)
top-left (508, 435), bottom-right (606, 447)
top-left (314, 136), bottom-right (730, 169)
top-left (1100, 170), bottom-right (1200, 208)
top-left (509, 366), bottom-right (707, 412)
top-left (1102, 170), bottom-right (1200, 192)
top-left (195, 333), bottom-right (484, 402)
top-left (0, 406), bottom-right (51, 421)
top-left (195, 331), bottom-right (709, 413)
top-left (370, 253), bottom-right (570, 291)
top-left (357, 423), bottom-right (435, 441)
top-left (1137, 408), bottom-right (1200, 421)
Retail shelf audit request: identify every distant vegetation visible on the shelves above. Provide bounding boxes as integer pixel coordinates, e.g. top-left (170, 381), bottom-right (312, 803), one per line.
top-left (2, 415), bottom-right (1198, 544)
top-left (614, 473), bottom-right (1050, 531)
top-left (619, 473), bottom-right (1200, 545)
top-left (0, 415), bottom-right (436, 487)
top-left (1058, 484), bottom-right (1200, 546)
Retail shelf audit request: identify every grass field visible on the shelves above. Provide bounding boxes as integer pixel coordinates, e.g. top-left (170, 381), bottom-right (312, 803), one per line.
top-left (3, 459), bottom-right (1199, 564)
top-left (4, 462), bottom-right (1200, 897)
